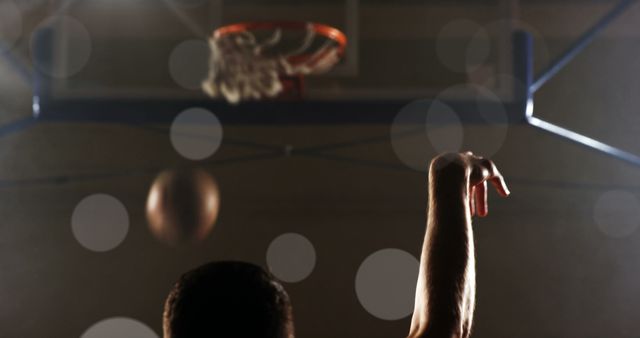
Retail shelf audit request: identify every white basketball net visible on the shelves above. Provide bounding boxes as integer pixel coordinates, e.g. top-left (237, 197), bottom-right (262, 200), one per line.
top-left (202, 23), bottom-right (342, 104)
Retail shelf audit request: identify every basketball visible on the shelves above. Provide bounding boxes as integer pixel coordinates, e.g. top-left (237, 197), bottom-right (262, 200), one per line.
top-left (146, 167), bottom-right (220, 245)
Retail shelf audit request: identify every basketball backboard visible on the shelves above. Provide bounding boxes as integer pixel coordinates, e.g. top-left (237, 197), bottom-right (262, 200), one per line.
top-left (31, 0), bottom-right (522, 122)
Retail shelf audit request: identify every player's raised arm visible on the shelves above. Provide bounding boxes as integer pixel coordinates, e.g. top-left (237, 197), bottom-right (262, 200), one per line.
top-left (408, 152), bottom-right (510, 338)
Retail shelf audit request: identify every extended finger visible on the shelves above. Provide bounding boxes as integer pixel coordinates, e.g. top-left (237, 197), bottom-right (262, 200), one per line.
top-left (487, 164), bottom-right (510, 197)
top-left (469, 185), bottom-right (476, 216)
top-left (475, 181), bottom-right (488, 217)
top-left (489, 176), bottom-right (510, 197)
top-left (478, 158), bottom-right (510, 197)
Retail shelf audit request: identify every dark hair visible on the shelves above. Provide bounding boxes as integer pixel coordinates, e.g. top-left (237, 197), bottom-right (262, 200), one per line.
top-left (163, 261), bottom-right (294, 338)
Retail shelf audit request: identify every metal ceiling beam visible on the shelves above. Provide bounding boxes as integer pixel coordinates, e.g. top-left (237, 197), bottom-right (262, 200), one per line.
top-left (523, 0), bottom-right (640, 167)
top-left (531, 0), bottom-right (637, 93)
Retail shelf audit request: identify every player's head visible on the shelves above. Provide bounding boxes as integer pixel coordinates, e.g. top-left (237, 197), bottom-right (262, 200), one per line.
top-left (163, 261), bottom-right (294, 338)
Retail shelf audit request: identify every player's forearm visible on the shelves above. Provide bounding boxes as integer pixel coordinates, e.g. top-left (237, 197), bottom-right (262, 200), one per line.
top-left (409, 160), bottom-right (475, 338)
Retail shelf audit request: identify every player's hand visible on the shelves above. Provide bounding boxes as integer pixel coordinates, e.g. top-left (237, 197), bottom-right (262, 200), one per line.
top-left (430, 152), bottom-right (510, 217)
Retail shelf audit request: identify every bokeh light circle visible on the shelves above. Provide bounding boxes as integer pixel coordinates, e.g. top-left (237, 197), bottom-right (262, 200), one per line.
top-left (81, 317), bottom-right (158, 338)
top-left (425, 100), bottom-right (464, 154)
top-left (267, 233), bottom-right (316, 283)
top-left (482, 19), bottom-right (551, 73)
top-left (593, 190), bottom-right (640, 238)
top-left (441, 84), bottom-right (509, 158)
top-left (169, 39), bottom-right (209, 90)
top-left (71, 194), bottom-right (129, 252)
top-left (390, 99), bottom-right (464, 171)
top-left (170, 107), bottom-right (223, 160)
top-left (481, 72), bottom-right (528, 98)
top-left (355, 248), bottom-right (419, 321)
top-left (0, 1), bottom-right (23, 53)
top-left (31, 16), bottom-right (92, 78)
top-left (391, 82), bottom-right (511, 171)
top-left (466, 26), bottom-right (492, 76)
top-left (436, 19), bottom-right (490, 73)
top-left (390, 99), bottom-right (434, 172)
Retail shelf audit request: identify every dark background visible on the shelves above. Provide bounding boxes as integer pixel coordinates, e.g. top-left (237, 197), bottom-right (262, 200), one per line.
top-left (1, 0), bottom-right (640, 337)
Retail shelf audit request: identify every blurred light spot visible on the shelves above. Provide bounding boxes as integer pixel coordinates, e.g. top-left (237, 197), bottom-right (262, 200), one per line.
top-left (425, 100), bottom-right (464, 154)
top-left (81, 317), bottom-right (158, 338)
top-left (390, 100), bottom-right (434, 171)
top-left (466, 28), bottom-right (491, 74)
top-left (72, 194), bottom-right (129, 252)
top-left (355, 248), bottom-right (419, 321)
top-left (390, 99), bottom-right (462, 171)
top-left (170, 107), bottom-right (223, 160)
top-left (267, 233), bottom-right (316, 283)
top-left (436, 19), bottom-right (489, 73)
top-left (31, 16), bottom-right (92, 78)
top-left (0, 1), bottom-right (22, 52)
top-left (484, 19), bottom-right (551, 72)
top-left (441, 84), bottom-right (509, 158)
top-left (32, 96), bottom-right (41, 117)
top-left (471, 86), bottom-right (509, 156)
top-left (169, 39), bottom-right (209, 90)
top-left (594, 190), bottom-right (640, 238)
top-left (481, 73), bottom-right (528, 98)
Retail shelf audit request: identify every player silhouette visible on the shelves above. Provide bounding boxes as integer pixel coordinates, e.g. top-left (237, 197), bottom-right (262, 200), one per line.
top-left (162, 152), bottom-right (509, 338)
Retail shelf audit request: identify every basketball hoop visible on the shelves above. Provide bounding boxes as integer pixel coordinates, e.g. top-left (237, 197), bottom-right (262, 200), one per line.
top-left (202, 21), bottom-right (347, 104)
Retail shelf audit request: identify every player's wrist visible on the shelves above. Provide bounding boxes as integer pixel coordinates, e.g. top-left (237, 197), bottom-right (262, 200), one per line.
top-left (430, 154), bottom-right (468, 185)
top-left (428, 155), bottom-right (470, 210)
